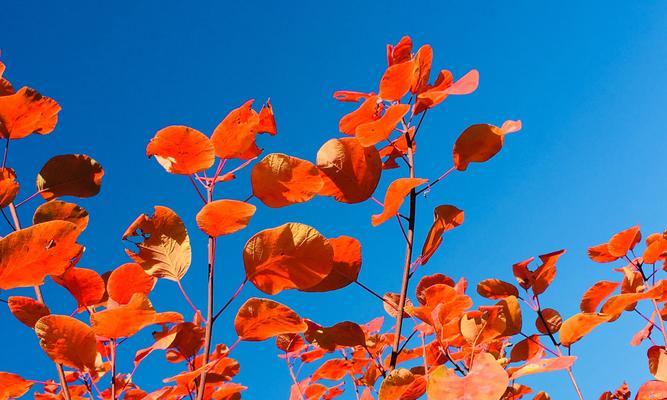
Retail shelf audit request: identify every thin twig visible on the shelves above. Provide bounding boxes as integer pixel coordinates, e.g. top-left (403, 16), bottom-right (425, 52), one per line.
top-left (176, 280), bottom-right (201, 318)
top-left (212, 279), bottom-right (247, 322)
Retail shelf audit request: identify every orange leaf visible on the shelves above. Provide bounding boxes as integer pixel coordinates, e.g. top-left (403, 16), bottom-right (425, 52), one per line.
top-left (452, 121), bottom-right (521, 171)
top-left (420, 205), bottom-right (464, 265)
top-left (0, 167), bottom-right (19, 207)
top-left (146, 126), bottom-right (215, 175)
top-left (234, 297), bottom-right (308, 341)
top-left (379, 60), bottom-right (417, 101)
top-left (510, 335), bottom-right (542, 363)
top-left (510, 356), bottom-right (576, 379)
top-left (212, 382), bottom-right (248, 400)
top-left (356, 104), bottom-right (410, 147)
top-left (312, 359), bottom-right (352, 381)
top-left (535, 308), bottom-right (562, 334)
top-left (559, 313), bottom-right (611, 346)
top-left (636, 380), bottom-right (667, 400)
top-left (477, 279), bottom-right (519, 300)
top-left (123, 206), bottom-right (191, 281)
top-left (107, 263), bottom-right (155, 305)
top-left (251, 153), bottom-right (323, 208)
top-left (257, 100), bottom-right (277, 135)
top-left (0, 372), bottom-right (34, 400)
top-left (37, 154), bottom-right (104, 201)
top-left (644, 235), bottom-right (667, 264)
top-left (387, 36), bottom-right (413, 65)
top-left (339, 95), bottom-right (382, 135)
top-left (414, 70), bottom-right (479, 114)
top-left (304, 320), bottom-right (366, 351)
top-left (600, 282), bottom-right (664, 317)
top-left (317, 137), bottom-right (382, 204)
top-left (243, 222), bottom-right (333, 295)
top-left (52, 267), bottom-right (105, 310)
top-left (608, 225), bottom-right (642, 257)
top-left (415, 273), bottom-right (455, 305)
top-left (378, 369), bottom-right (415, 400)
top-left (0, 87), bottom-right (60, 139)
top-left (34, 315), bottom-right (98, 371)
top-left (587, 243), bottom-right (618, 263)
top-left (302, 235), bottom-right (362, 292)
top-left (196, 199), bottom-right (256, 237)
top-left (531, 249), bottom-right (565, 296)
top-left (426, 352), bottom-right (509, 400)
top-left (411, 45), bottom-right (433, 94)
top-left (648, 346), bottom-right (667, 382)
top-left (333, 91), bottom-right (372, 103)
top-left (7, 296), bottom-right (50, 328)
top-left (91, 293), bottom-right (183, 338)
top-left (0, 221), bottom-right (83, 290)
top-left (33, 200), bottom-right (89, 232)
top-left (580, 281), bottom-right (620, 313)
top-left (211, 99), bottom-right (275, 160)
top-left (372, 178), bottom-right (428, 226)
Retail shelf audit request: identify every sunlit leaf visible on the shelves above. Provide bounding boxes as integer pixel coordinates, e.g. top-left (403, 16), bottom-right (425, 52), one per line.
top-left (0, 221), bottom-right (82, 290)
top-left (34, 315), bottom-right (98, 371)
top-left (123, 206), bottom-right (191, 281)
top-left (243, 222), bottom-right (333, 295)
top-left (317, 137), bottom-right (382, 204)
top-left (559, 313), bottom-right (611, 346)
top-left (91, 293), bottom-right (182, 338)
top-left (426, 352), bottom-right (509, 400)
top-left (453, 121), bottom-right (521, 171)
top-left (0, 167), bottom-right (19, 208)
top-left (580, 281), bottom-right (620, 313)
top-left (146, 125), bottom-right (215, 175)
top-left (477, 279), bottom-right (519, 300)
top-left (7, 296), bottom-right (50, 328)
top-left (107, 263), bottom-right (155, 305)
top-left (235, 297), bottom-right (308, 341)
top-left (420, 205), bottom-right (464, 265)
top-left (378, 369), bottom-right (415, 400)
top-left (52, 267), bottom-right (105, 310)
top-left (372, 178), bottom-right (428, 226)
top-left (0, 372), bottom-right (34, 400)
top-left (356, 104), bottom-right (410, 147)
top-left (211, 99), bottom-right (275, 160)
top-left (196, 199), bottom-right (256, 237)
top-left (302, 235), bottom-right (362, 292)
top-left (0, 87), bottom-right (60, 139)
top-left (251, 153), bottom-right (323, 208)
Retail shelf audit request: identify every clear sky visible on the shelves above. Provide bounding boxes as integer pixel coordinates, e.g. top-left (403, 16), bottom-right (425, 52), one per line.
top-left (2, 1), bottom-right (667, 399)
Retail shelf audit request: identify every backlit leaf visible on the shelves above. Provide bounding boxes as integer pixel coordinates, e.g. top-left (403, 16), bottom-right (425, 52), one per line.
top-left (235, 297), bottom-right (308, 341)
top-left (52, 267), bottom-right (105, 310)
top-left (378, 369), bottom-right (415, 400)
top-left (243, 222), bottom-right (333, 295)
top-left (477, 279), bottom-right (519, 300)
top-left (580, 281), bottom-right (620, 313)
top-left (420, 205), bottom-right (464, 265)
top-left (426, 352), bottom-right (509, 400)
top-left (0, 87), bottom-right (60, 139)
top-left (0, 167), bottom-right (19, 207)
top-left (379, 60), bottom-right (417, 101)
top-left (372, 178), bottom-right (428, 226)
top-left (91, 293), bottom-right (183, 338)
top-left (356, 104), bottom-right (410, 147)
top-left (146, 125), bottom-right (215, 175)
top-left (196, 199), bottom-right (256, 237)
top-left (0, 221), bottom-right (82, 290)
top-left (317, 137), bottom-right (382, 204)
top-left (7, 296), bottom-right (50, 328)
top-left (34, 315), bottom-right (98, 371)
top-left (453, 121), bottom-right (521, 171)
top-left (560, 313), bottom-right (611, 346)
top-left (251, 153), bottom-right (323, 208)
top-left (302, 235), bottom-right (362, 292)
top-left (211, 99), bottom-right (275, 160)
top-left (107, 263), bottom-right (155, 305)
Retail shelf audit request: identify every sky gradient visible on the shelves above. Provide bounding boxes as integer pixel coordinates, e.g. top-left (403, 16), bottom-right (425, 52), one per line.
top-left (2, 1), bottom-right (667, 398)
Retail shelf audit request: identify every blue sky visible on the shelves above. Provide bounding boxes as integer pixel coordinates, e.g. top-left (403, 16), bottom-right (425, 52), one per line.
top-left (2, 1), bottom-right (667, 398)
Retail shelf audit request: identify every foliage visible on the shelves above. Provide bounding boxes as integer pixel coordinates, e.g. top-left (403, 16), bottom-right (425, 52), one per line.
top-left (1, 36), bottom-right (666, 400)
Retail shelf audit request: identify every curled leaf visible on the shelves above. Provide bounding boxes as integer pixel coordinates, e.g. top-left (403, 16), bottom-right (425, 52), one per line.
top-left (123, 206), bottom-right (192, 281)
top-left (0, 167), bottom-right (18, 207)
top-left (421, 205), bottom-right (464, 265)
top-left (453, 121), bottom-right (521, 171)
top-left (372, 178), bottom-right (428, 226)
top-left (211, 99), bottom-right (275, 160)
top-left (356, 104), bottom-right (410, 147)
